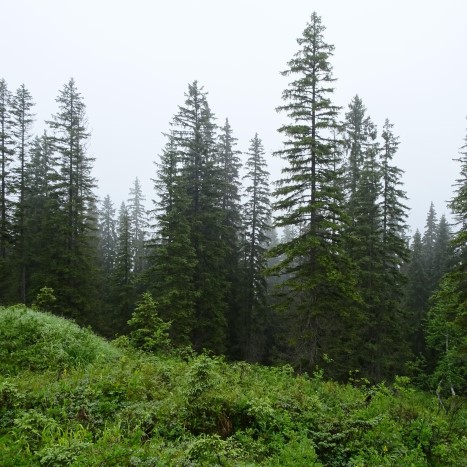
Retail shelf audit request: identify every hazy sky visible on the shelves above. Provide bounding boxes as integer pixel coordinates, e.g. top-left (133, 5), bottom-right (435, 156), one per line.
top-left (3, 0), bottom-right (467, 234)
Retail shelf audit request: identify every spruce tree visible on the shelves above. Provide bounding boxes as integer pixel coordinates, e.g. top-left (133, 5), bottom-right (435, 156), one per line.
top-left (128, 292), bottom-right (171, 352)
top-left (427, 124), bottom-right (467, 394)
top-left (10, 84), bottom-right (35, 302)
top-left (95, 194), bottom-right (118, 334)
top-left (171, 81), bottom-right (228, 353)
top-left (217, 118), bottom-right (243, 357)
top-left (114, 202), bottom-right (132, 286)
top-left (406, 230), bottom-right (429, 356)
top-left (0, 79), bottom-right (13, 282)
top-left (98, 195), bottom-right (117, 276)
top-left (343, 95), bottom-right (377, 198)
top-left (218, 119), bottom-right (242, 225)
top-left (270, 13), bottom-right (358, 375)
top-left (406, 213), bottom-right (451, 364)
top-left (375, 119), bottom-right (410, 378)
top-left (128, 177), bottom-right (148, 275)
top-left (22, 133), bottom-right (63, 306)
top-left (422, 202), bottom-right (438, 287)
top-left (150, 139), bottom-right (197, 346)
top-left (46, 78), bottom-right (99, 321)
top-left (433, 214), bottom-right (452, 284)
top-left (111, 202), bottom-right (134, 334)
top-left (241, 133), bottom-right (271, 362)
top-left (342, 99), bottom-right (382, 379)
top-left (379, 120), bottom-right (409, 266)
top-left (426, 274), bottom-right (466, 395)
top-left (345, 123), bottom-right (385, 377)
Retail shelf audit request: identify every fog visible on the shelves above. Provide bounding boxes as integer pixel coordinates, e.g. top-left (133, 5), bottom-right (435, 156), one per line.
top-left (3, 0), bottom-right (467, 233)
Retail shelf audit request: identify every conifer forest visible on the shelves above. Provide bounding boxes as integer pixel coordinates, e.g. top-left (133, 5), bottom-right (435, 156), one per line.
top-left (1, 10), bottom-right (466, 466)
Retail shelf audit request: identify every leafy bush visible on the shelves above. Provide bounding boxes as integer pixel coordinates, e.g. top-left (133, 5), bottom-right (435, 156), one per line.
top-left (0, 314), bottom-right (466, 465)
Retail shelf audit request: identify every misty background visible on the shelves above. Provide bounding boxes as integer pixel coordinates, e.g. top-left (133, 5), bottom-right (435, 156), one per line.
top-left (3, 0), bottom-right (467, 233)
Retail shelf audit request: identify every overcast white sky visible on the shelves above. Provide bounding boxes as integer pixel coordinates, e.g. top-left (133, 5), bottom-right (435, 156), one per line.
top-left (2, 0), bottom-right (467, 234)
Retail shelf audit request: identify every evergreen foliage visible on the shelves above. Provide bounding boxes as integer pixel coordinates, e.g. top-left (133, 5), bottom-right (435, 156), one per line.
top-left (23, 133), bottom-right (63, 304)
top-left (128, 177), bottom-right (148, 275)
top-left (0, 11), bottom-right (463, 408)
top-left (98, 194), bottom-right (117, 276)
top-left (365, 119), bottom-right (410, 379)
top-left (343, 95), bottom-right (377, 198)
top-left (110, 202), bottom-right (134, 333)
top-left (241, 133), bottom-right (271, 361)
top-left (0, 79), bottom-right (13, 296)
top-left (32, 286), bottom-right (57, 313)
top-left (128, 292), bottom-right (171, 352)
top-left (422, 202), bottom-right (438, 279)
top-left (341, 96), bottom-right (383, 377)
top-left (270, 12), bottom-right (359, 376)
top-left (43, 78), bottom-right (100, 322)
top-left (10, 84), bottom-right (35, 302)
top-left (427, 275), bottom-right (467, 395)
top-left (426, 125), bottom-right (467, 395)
top-left (433, 214), bottom-right (452, 281)
top-left (217, 119), bottom-right (243, 359)
top-left (406, 230), bottom-right (429, 356)
top-left (405, 205), bottom-right (453, 371)
top-left (149, 82), bottom-right (230, 353)
top-left (150, 139), bottom-right (197, 346)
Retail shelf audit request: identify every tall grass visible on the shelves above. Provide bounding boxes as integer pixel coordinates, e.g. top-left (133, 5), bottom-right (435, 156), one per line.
top-left (0, 306), bottom-right (120, 375)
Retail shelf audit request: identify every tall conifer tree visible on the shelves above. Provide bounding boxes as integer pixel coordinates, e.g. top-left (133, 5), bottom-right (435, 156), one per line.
top-left (270, 13), bottom-right (358, 375)
top-left (217, 118), bottom-right (243, 357)
top-left (427, 125), bottom-right (467, 393)
top-left (98, 195), bottom-right (117, 275)
top-left (46, 78), bottom-right (99, 321)
top-left (241, 133), bottom-right (271, 361)
top-left (429, 124), bottom-right (467, 393)
top-left (23, 133), bottom-right (62, 306)
top-left (128, 178), bottom-right (147, 275)
top-left (406, 211), bottom-right (451, 362)
top-left (379, 120), bottom-right (409, 266)
top-left (171, 81), bottom-right (228, 352)
top-left (150, 139), bottom-right (197, 346)
top-left (111, 202), bottom-right (134, 333)
top-left (95, 194), bottom-right (118, 334)
top-left (406, 230), bottom-right (429, 356)
top-left (422, 202), bottom-right (438, 287)
top-left (433, 214), bottom-right (452, 283)
top-left (0, 79), bottom-right (13, 272)
top-left (373, 119), bottom-right (410, 378)
top-left (343, 95), bottom-right (377, 198)
top-left (10, 84), bottom-right (35, 301)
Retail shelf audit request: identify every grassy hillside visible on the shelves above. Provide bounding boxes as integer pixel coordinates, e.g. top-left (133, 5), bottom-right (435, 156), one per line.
top-left (0, 307), bottom-right (465, 466)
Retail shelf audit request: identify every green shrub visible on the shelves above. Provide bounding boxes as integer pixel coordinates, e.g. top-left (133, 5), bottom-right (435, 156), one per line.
top-left (266, 435), bottom-right (322, 466)
top-left (186, 433), bottom-right (244, 465)
top-left (32, 286), bottom-right (57, 313)
top-left (128, 293), bottom-right (171, 352)
top-left (0, 316), bottom-right (466, 466)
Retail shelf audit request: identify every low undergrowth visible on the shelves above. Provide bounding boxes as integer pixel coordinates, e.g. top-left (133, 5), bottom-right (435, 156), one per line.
top-left (0, 307), bottom-right (465, 465)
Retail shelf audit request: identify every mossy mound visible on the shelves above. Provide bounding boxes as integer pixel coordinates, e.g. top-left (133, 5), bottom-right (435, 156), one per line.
top-left (0, 306), bottom-right (120, 375)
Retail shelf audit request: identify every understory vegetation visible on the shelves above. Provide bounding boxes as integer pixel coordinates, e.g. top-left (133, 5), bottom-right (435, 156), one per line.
top-left (1, 307), bottom-right (465, 466)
